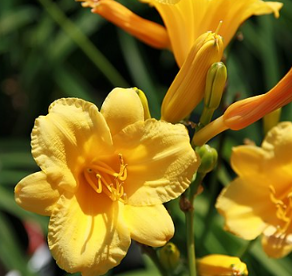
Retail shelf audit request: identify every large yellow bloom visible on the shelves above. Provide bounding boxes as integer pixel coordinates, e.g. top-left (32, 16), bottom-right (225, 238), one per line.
top-left (216, 122), bottom-right (292, 258)
top-left (15, 88), bottom-right (199, 275)
top-left (81, 0), bottom-right (282, 67)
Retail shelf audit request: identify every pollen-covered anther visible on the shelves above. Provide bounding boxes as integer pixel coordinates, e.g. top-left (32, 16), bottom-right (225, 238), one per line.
top-left (84, 155), bottom-right (128, 202)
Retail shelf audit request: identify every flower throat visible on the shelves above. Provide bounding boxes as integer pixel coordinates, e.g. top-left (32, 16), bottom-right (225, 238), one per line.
top-left (84, 154), bottom-right (128, 202)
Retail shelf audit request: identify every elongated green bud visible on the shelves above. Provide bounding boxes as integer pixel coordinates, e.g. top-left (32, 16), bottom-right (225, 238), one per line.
top-left (204, 62), bottom-right (227, 110)
top-left (134, 87), bottom-right (151, 119)
top-left (158, 242), bottom-right (180, 271)
top-left (196, 144), bottom-right (218, 173)
top-left (199, 62), bottom-right (227, 127)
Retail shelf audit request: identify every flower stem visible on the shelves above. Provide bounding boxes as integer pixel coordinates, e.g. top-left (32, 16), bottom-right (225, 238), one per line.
top-left (236, 239), bottom-right (257, 259)
top-left (38, 0), bottom-right (129, 87)
top-left (141, 245), bottom-right (169, 276)
top-left (184, 172), bottom-right (206, 276)
top-left (185, 207), bottom-right (196, 276)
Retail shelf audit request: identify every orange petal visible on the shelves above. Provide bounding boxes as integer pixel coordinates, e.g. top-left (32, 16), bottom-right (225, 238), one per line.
top-left (84, 0), bottom-right (170, 49)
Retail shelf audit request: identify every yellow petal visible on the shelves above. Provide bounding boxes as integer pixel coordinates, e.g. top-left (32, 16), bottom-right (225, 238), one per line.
top-left (231, 146), bottom-right (268, 178)
top-left (123, 204), bottom-right (174, 247)
top-left (148, 0), bottom-right (282, 67)
top-left (48, 183), bottom-right (130, 276)
top-left (262, 226), bottom-right (292, 258)
top-left (101, 88), bottom-right (144, 136)
top-left (262, 121), bottom-right (292, 164)
top-left (113, 119), bottom-right (199, 206)
top-left (15, 171), bottom-right (60, 216)
top-left (216, 178), bottom-right (269, 240)
top-left (32, 98), bottom-right (113, 192)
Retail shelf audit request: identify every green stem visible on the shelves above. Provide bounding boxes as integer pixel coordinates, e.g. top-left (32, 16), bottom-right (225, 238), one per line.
top-left (199, 107), bottom-right (215, 128)
top-left (185, 208), bottom-right (196, 276)
top-left (185, 172), bottom-right (206, 276)
top-left (198, 133), bottom-right (225, 248)
top-left (141, 245), bottom-right (169, 276)
top-left (236, 239), bottom-right (257, 259)
top-left (38, 0), bottom-right (129, 87)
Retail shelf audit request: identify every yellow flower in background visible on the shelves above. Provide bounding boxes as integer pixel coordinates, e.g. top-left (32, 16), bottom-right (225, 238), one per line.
top-left (193, 67), bottom-right (292, 146)
top-left (81, 0), bottom-right (282, 67)
top-left (145, 0), bottom-right (282, 67)
top-left (197, 254), bottom-right (248, 276)
top-left (216, 122), bottom-right (292, 258)
top-left (15, 88), bottom-right (199, 275)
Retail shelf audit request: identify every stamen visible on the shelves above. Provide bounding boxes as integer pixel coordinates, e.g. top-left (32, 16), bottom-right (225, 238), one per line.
top-left (269, 185), bottom-right (292, 236)
top-left (84, 169), bottom-right (102, 193)
top-left (95, 174), bottom-right (103, 193)
top-left (84, 154), bottom-right (128, 203)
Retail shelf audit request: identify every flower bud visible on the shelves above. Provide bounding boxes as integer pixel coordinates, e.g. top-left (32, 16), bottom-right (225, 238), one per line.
top-left (134, 87), bottom-right (151, 120)
top-left (161, 31), bottom-right (224, 123)
top-left (204, 62), bottom-right (227, 110)
top-left (158, 242), bottom-right (180, 271)
top-left (196, 145), bottom-right (218, 173)
top-left (200, 62), bottom-right (227, 126)
top-left (197, 254), bottom-right (248, 276)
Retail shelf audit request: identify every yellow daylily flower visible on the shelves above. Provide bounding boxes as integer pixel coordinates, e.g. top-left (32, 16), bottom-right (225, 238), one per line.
top-left (15, 88), bottom-right (199, 276)
top-left (193, 67), bottom-right (292, 146)
top-left (80, 0), bottom-right (282, 67)
top-left (145, 0), bottom-right (283, 67)
top-left (197, 254), bottom-right (248, 276)
top-left (216, 122), bottom-right (292, 258)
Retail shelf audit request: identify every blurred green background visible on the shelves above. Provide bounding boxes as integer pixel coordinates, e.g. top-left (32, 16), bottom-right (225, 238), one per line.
top-left (1, 0), bottom-right (292, 275)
